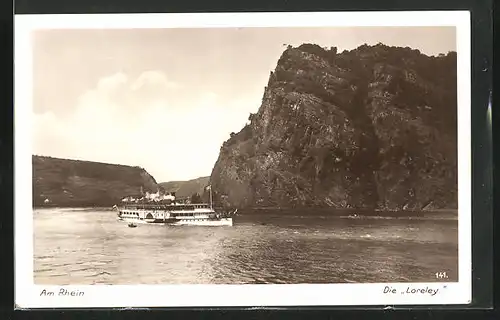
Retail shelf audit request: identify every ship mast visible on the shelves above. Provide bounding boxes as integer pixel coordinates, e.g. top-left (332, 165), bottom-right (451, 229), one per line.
top-left (209, 185), bottom-right (213, 210)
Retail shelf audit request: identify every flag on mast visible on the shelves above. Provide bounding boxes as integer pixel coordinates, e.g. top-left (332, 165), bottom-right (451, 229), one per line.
top-left (206, 185), bottom-right (213, 209)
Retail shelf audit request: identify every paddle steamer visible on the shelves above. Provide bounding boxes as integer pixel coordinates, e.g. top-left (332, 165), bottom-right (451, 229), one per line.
top-left (113, 186), bottom-right (235, 226)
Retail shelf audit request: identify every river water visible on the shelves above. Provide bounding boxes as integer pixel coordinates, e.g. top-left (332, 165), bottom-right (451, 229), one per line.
top-left (33, 208), bottom-right (458, 285)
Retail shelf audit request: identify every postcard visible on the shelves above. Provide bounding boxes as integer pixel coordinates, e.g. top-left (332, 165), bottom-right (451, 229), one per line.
top-left (14, 11), bottom-right (471, 308)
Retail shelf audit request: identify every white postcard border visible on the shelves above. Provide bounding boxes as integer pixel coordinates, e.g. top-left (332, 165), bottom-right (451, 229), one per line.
top-left (14, 11), bottom-right (471, 308)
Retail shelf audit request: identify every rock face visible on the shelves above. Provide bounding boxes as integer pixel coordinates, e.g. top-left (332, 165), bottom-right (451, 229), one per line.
top-left (210, 43), bottom-right (457, 210)
top-left (33, 155), bottom-right (159, 207)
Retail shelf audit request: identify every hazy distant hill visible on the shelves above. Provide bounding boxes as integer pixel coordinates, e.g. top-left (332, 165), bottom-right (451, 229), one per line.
top-left (33, 155), bottom-right (159, 207)
top-left (159, 176), bottom-right (210, 198)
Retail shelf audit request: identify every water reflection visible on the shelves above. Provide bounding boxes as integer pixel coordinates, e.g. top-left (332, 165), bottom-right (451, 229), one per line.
top-left (34, 209), bottom-right (458, 285)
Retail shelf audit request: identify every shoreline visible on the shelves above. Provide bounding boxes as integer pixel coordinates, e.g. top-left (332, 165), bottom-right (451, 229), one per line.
top-left (33, 205), bottom-right (458, 217)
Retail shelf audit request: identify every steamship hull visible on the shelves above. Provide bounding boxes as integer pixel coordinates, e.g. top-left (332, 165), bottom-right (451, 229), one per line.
top-left (117, 215), bottom-right (233, 226)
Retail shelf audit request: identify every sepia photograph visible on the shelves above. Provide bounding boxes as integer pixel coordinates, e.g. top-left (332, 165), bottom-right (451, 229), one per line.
top-left (15, 11), bottom-right (471, 307)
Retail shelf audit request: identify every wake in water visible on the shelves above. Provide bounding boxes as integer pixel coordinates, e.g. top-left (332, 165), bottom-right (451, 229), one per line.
top-left (339, 215), bottom-right (457, 221)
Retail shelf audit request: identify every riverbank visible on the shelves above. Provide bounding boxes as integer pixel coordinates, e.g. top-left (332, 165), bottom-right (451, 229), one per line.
top-left (33, 205), bottom-right (457, 218)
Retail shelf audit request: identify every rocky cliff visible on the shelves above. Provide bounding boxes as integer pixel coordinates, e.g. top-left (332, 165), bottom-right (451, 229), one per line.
top-left (210, 43), bottom-right (457, 211)
top-left (33, 155), bottom-right (159, 207)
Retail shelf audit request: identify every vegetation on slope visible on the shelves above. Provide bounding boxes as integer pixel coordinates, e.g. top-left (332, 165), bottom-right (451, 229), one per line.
top-left (33, 155), bottom-right (159, 207)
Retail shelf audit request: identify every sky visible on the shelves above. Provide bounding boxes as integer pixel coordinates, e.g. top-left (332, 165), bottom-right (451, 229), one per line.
top-left (32, 26), bottom-right (456, 182)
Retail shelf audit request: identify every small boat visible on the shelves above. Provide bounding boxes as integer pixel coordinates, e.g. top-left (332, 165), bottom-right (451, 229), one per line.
top-left (128, 223), bottom-right (137, 228)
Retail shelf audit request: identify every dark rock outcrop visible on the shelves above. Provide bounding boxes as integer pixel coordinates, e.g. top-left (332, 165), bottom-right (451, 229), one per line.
top-left (33, 155), bottom-right (159, 207)
top-left (210, 43), bottom-right (457, 211)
